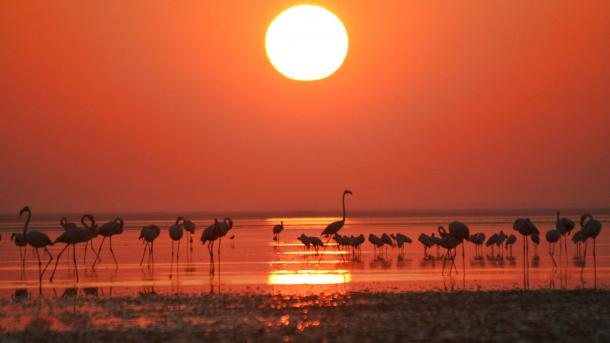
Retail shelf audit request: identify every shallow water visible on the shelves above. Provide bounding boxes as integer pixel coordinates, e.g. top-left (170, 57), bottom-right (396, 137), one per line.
top-left (0, 214), bottom-right (608, 298)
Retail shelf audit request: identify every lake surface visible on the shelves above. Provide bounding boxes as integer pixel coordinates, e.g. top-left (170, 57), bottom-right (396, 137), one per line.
top-left (0, 213), bottom-right (608, 297)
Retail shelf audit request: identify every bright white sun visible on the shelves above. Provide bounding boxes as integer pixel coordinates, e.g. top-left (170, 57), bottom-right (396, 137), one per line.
top-left (265, 5), bottom-right (348, 81)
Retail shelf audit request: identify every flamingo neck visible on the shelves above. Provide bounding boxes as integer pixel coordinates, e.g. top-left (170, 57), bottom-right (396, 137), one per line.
top-left (342, 193), bottom-right (347, 222)
top-left (23, 211), bottom-right (31, 235)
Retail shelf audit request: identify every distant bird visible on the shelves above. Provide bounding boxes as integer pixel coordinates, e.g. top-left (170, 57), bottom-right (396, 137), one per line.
top-left (495, 231), bottom-right (507, 258)
top-left (92, 217), bottom-right (124, 269)
top-left (572, 228), bottom-right (587, 259)
top-left (168, 216), bottom-right (185, 279)
top-left (273, 221), bottom-right (284, 242)
top-left (545, 227), bottom-right (561, 268)
top-left (418, 233), bottom-right (434, 258)
top-left (391, 233), bottom-right (412, 254)
top-left (580, 214), bottom-right (602, 269)
top-left (380, 233), bottom-right (394, 254)
top-left (60, 217), bottom-right (78, 231)
top-left (20, 207), bottom-right (53, 286)
top-left (437, 235), bottom-right (460, 275)
top-left (50, 214), bottom-right (96, 282)
top-left (80, 214), bottom-right (98, 264)
top-left (469, 233), bottom-right (485, 258)
top-left (182, 218), bottom-right (196, 254)
top-left (513, 218), bottom-right (538, 288)
top-left (321, 190), bottom-right (353, 242)
top-left (556, 211), bottom-right (576, 260)
top-left (486, 233), bottom-right (499, 256)
top-left (350, 234), bottom-right (365, 256)
top-left (297, 233), bottom-right (312, 250)
top-left (445, 221), bottom-right (470, 273)
top-left (139, 224), bottom-right (161, 269)
top-left (368, 234), bottom-right (384, 256)
top-left (505, 234), bottom-right (517, 257)
top-left (309, 236), bottom-right (324, 253)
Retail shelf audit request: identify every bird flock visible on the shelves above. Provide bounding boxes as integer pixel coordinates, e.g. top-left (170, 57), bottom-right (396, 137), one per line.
top-left (8, 206), bottom-right (233, 290)
top-left (5, 191), bottom-right (605, 291)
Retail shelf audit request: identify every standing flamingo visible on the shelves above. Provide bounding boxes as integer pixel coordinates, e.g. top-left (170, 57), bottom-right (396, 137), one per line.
top-left (486, 233), bottom-right (498, 257)
top-left (200, 219), bottom-right (222, 274)
top-left (168, 217), bottom-right (185, 279)
top-left (273, 221), bottom-right (284, 242)
top-left (418, 233), bottom-right (434, 259)
top-left (182, 218), bottom-right (196, 258)
top-left (50, 214), bottom-right (96, 282)
top-left (556, 211), bottom-right (575, 264)
top-left (368, 234), bottom-right (384, 257)
top-left (580, 213), bottom-right (602, 286)
top-left (505, 234), bottom-right (517, 258)
top-left (92, 217), bottom-right (124, 270)
top-left (321, 190), bottom-right (353, 243)
top-left (139, 225), bottom-right (161, 269)
top-left (545, 227), bottom-right (561, 268)
top-left (513, 218), bottom-right (538, 289)
top-left (20, 207), bottom-right (53, 288)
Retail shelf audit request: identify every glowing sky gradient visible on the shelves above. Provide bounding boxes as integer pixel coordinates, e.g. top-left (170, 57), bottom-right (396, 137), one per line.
top-left (1, 1), bottom-right (609, 213)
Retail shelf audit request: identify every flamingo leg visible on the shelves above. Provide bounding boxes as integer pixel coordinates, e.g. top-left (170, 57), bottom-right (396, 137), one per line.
top-left (109, 236), bottom-right (118, 269)
top-left (593, 238), bottom-right (597, 289)
top-left (177, 239), bottom-right (181, 276)
top-left (140, 242), bottom-right (148, 266)
top-left (72, 244), bottom-right (79, 282)
top-left (170, 241), bottom-right (175, 279)
top-left (34, 248), bottom-right (42, 291)
top-left (92, 236), bottom-right (106, 269)
top-left (50, 244), bottom-right (69, 282)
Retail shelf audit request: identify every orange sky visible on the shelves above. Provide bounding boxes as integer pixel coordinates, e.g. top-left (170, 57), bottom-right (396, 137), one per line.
top-left (1, 1), bottom-right (609, 213)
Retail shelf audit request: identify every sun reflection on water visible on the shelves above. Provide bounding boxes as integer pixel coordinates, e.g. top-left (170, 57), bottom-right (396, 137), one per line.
top-left (268, 270), bottom-right (351, 285)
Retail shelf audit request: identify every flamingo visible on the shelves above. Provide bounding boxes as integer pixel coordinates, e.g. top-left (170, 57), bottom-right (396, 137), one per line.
top-left (139, 225), bottom-right (161, 269)
top-left (368, 234), bottom-right (384, 256)
top-left (60, 217), bottom-right (78, 231)
top-left (556, 211), bottom-right (575, 263)
top-left (321, 190), bottom-right (353, 243)
top-left (572, 228), bottom-right (586, 259)
top-left (418, 233), bottom-right (434, 258)
top-left (469, 233), bottom-right (485, 258)
top-left (495, 231), bottom-right (507, 258)
top-left (486, 233), bottom-right (498, 257)
top-left (297, 233), bottom-right (312, 250)
top-left (309, 236), bottom-right (324, 253)
top-left (580, 214), bottom-right (602, 280)
top-left (350, 234), bottom-right (365, 257)
top-left (80, 214), bottom-right (98, 265)
top-left (168, 216), bottom-right (185, 279)
top-left (391, 233), bottom-right (412, 255)
top-left (200, 219), bottom-right (224, 274)
top-left (513, 218), bottom-right (538, 288)
top-left (273, 221), bottom-right (284, 242)
top-left (50, 214), bottom-right (96, 282)
top-left (182, 218), bottom-right (196, 257)
top-left (505, 234), bottom-right (517, 258)
top-left (545, 227), bottom-right (561, 268)
top-left (380, 233), bottom-right (394, 255)
top-left (20, 207), bottom-right (53, 288)
top-left (92, 217), bottom-right (124, 269)
top-left (438, 235), bottom-right (460, 275)
top-left (440, 222), bottom-right (470, 273)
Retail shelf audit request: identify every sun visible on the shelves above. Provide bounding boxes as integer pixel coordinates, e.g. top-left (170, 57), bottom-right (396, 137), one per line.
top-left (265, 5), bottom-right (349, 81)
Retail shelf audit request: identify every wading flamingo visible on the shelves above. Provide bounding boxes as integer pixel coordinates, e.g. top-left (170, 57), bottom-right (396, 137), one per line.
top-left (20, 207), bottom-right (53, 288)
top-left (92, 217), bottom-right (124, 270)
top-left (139, 225), bottom-right (161, 269)
top-left (273, 221), bottom-right (284, 242)
top-left (168, 217), bottom-right (185, 279)
top-left (321, 190), bottom-right (353, 243)
top-left (50, 214), bottom-right (96, 282)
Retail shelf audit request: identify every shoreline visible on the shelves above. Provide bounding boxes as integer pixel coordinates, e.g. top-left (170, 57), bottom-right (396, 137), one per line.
top-left (2, 289), bottom-right (610, 341)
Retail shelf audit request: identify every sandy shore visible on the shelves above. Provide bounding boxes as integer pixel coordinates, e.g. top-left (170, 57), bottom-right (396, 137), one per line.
top-left (1, 290), bottom-right (609, 342)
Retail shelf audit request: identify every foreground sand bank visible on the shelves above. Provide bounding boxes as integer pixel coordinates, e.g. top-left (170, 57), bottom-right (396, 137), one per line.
top-left (1, 290), bottom-right (609, 342)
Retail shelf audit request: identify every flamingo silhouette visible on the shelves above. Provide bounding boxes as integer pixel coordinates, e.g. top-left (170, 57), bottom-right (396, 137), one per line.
top-left (273, 221), bottom-right (284, 242)
top-left (20, 207), bottom-right (53, 288)
top-left (513, 218), bottom-right (538, 289)
top-left (545, 227), bottom-right (561, 268)
top-left (369, 234), bottom-right (384, 257)
top-left (580, 213), bottom-right (602, 286)
top-left (92, 217), bottom-right (124, 269)
top-left (168, 216), bottom-right (185, 279)
top-left (505, 234), bottom-right (517, 258)
top-left (50, 214), bottom-right (96, 282)
top-left (556, 211), bottom-right (575, 263)
top-left (321, 190), bottom-right (352, 243)
top-left (486, 233), bottom-right (498, 257)
top-left (417, 233), bottom-right (434, 258)
top-left (139, 225), bottom-right (161, 269)
top-left (182, 218), bottom-right (196, 258)
top-left (200, 219), bottom-right (223, 275)
top-left (80, 214), bottom-right (98, 265)
top-left (391, 233), bottom-right (412, 255)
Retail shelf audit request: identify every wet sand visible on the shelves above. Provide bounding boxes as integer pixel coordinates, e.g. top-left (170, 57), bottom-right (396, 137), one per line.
top-left (1, 290), bottom-right (609, 342)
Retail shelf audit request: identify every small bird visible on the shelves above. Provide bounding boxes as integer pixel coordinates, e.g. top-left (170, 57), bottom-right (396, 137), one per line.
top-left (368, 234), bottom-right (384, 256)
top-left (273, 221), bottom-right (284, 242)
top-left (486, 233), bottom-right (499, 257)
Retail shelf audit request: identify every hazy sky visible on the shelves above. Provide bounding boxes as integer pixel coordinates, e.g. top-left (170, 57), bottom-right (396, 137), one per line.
top-left (1, 1), bottom-right (609, 213)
